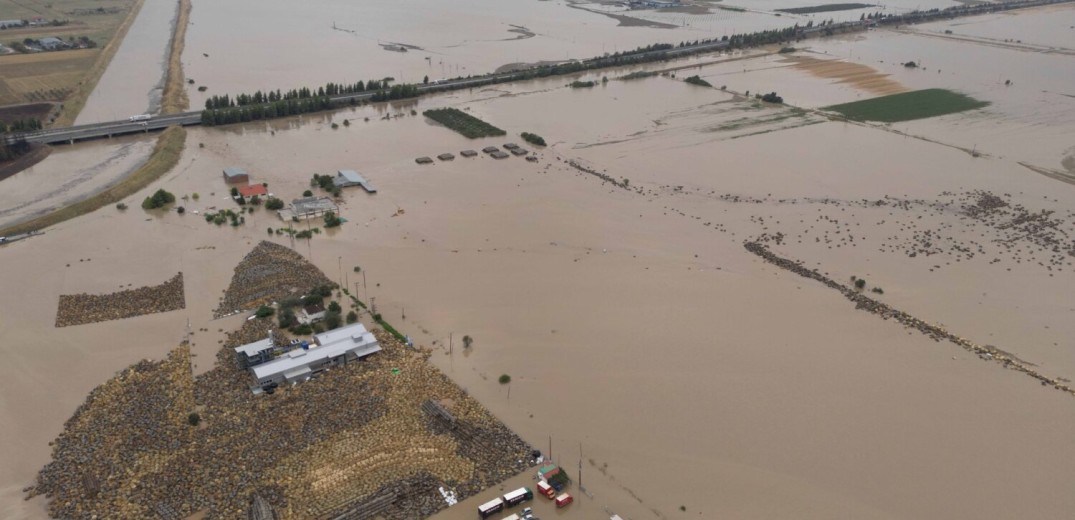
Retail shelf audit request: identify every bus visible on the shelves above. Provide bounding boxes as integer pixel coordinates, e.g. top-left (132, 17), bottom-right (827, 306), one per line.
top-left (502, 487), bottom-right (533, 507)
top-left (478, 497), bottom-right (505, 518)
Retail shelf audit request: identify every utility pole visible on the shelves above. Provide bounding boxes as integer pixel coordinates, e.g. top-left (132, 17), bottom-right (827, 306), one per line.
top-left (337, 256), bottom-right (342, 288)
top-left (362, 269), bottom-right (368, 302)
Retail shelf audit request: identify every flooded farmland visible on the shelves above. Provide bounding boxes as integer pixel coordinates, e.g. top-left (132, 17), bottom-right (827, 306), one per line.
top-left (2, 1), bottom-right (1074, 519)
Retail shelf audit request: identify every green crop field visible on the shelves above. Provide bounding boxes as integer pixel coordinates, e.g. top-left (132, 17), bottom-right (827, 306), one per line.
top-left (422, 108), bottom-right (505, 139)
top-left (823, 89), bottom-right (989, 123)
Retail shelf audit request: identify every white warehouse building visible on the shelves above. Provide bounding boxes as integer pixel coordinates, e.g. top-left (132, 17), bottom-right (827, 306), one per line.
top-left (247, 323), bottom-right (381, 388)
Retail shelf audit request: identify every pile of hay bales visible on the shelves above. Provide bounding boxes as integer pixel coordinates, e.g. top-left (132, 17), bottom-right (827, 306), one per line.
top-left (55, 273), bottom-right (185, 327)
top-left (214, 241), bottom-right (333, 318)
top-left (30, 319), bottom-right (533, 519)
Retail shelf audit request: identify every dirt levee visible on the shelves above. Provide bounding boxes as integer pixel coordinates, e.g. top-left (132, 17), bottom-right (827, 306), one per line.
top-left (214, 241), bottom-right (334, 318)
top-left (55, 272), bottom-right (185, 327)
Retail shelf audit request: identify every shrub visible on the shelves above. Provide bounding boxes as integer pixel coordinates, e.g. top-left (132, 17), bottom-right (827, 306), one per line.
top-left (570, 80), bottom-right (596, 88)
top-left (291, 323), bottom-right (313, 335)
top-left (521, 132), bottom-right (546, 147)
top-left (303, 190), bottom-right (313, 197)
top-left (871, 287), bottom-right (884, 294)
top-left (187, 413), bottom-right (200, 426)
top-left (499, 374), bottom-right (511, 384)
top-left (684, 75), bottom-right (712, 87)
top-left (328, 301), bottom-right (342, 313)
top-left (141, 189), bottom-right (176, 210)
top-left (761, 92), bottom-right (783, 103)
top-left (854, 278), bottom-right (866, 290)
top-left (264, 197), bottom-right (284, 210)
top-left (116, 203), bottom-right (128, 211)
top-left (255, 305), bottom-right (275, 318)
top-left (346, 311), bottom-right (358, 324)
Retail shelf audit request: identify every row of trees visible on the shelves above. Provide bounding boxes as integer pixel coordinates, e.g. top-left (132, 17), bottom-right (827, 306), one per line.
top-left (202, 80), bottom-right (393, 110)
top-left (0, 118), bottom-right (41, 134)
top-left (200, 83), bottom-right (420, 126)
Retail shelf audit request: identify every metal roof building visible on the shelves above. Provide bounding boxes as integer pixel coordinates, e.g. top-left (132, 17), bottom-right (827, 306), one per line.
top-left (250, 323), bottom-right (381, 387)
top-left (334, 169), bottom-right (377, 193)
top-left (223, 167), bottom-right (249, 183)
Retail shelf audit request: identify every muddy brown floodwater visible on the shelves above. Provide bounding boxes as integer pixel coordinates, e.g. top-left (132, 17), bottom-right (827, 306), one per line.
top-left (2, 4), bottom-right (1074, 520)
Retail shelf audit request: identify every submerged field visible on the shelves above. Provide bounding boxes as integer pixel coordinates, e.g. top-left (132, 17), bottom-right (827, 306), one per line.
top-left (824, 88), bottom-right (990, 122)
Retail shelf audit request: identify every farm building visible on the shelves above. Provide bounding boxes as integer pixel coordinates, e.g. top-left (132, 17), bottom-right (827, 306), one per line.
top-left (234, 336), bottom-right (275, 370)
top-left (249, 323), bottom-right (381, 388)
top-left (223, 167), bottom-right (249, 183)
top-left (302, 303), bottom-right (326, 323)
top-left (288, 195), bottom-right (337, 218)
top-left (511, 147), bottom-right (529, 156)
top-left (38, 37), bottom-right (68, 50)
top-left (503, 143), bottom-right (520, 150)
top-left (334, 170), bottom-right (377, 193)
top-left (238, 184), bottom-right (267, 198)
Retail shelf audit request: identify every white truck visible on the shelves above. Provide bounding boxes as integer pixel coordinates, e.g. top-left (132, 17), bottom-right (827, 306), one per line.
top-left (128, 114), bottom-right (152, 122)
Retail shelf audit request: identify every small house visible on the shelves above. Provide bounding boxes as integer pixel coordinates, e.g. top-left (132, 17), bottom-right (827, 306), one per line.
top-left (223, 167), bottom-right (248, 183)
top-left (302, 303), bottom-right (326, 323)
top-left (287, 196), bottom-right (338, 219)
top-left (238, 184), bottom-right (267, 198)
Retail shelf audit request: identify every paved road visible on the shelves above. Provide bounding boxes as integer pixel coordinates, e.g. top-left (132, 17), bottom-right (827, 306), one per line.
top-left (2, 37), bottom-right (735, 146)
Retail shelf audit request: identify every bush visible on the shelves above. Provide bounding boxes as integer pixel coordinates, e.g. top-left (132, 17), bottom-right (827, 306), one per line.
top-left (327, 301), bottom-right (342, 313)
top-left (346, 311), bottom-right (358, 324)
top-left (324, 211), bottom-right (342, 228)
top-left (141, 188), bottom-right (176, 210)
top-left (422, 108), bottom-right (506, 139)
top-left (684, 75), bottom-right (712, 87)
top-left (854, 278), bottom-right (866, 290)
top-left (302, 294), bottom-right (323, 306)
top-left (570, 80), bottom-right (596, 88)
top-left (499, 374), bottom-right (511, 384)
top-left (291, 323), bottom-right (313, 335)
top-left (302, 190), bottom-right (313, 197)
top-left (255, 305), bottom-right (275, 318)
top-left (761, 92), bottom-right (783, 103)
top-left (871, 287), bottom-right (884, 294)
top-left (278, 308), bottom-right (298, 328)
top-left (176, 206), bottom-right (185, 214)
top-left (264, 197), bottom-right (284, 210)
top-left (187, 413), bottom-right (200, 426)
top-left (116, 203), bottom-right (128, 211)
top-left (521, 132), bottom-right (546, 147)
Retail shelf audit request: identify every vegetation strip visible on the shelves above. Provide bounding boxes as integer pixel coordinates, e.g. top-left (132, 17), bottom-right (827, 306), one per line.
top-left (422, 108), bottom-right (505, 138)
top-left (743, 241), bottom-right (1074, 397)
top-left (777, 3), bottom-right (873, 14)
top-left (160, 0), bottom-right (192, 114)
top-left (823, 89), bottom-right (989, 123)
top-left (0, 126), bottom-right (186, 236)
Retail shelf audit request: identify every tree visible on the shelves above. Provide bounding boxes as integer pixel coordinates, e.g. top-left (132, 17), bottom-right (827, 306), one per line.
top-left (855, 278), bottom-right (867, 290)
top-left (499, 374), bottom-right (511, 384)
top-left (328, 300), bottom-right (342, 313)
top-left (255, 305), bottom-right (275, 318)
top-left (423, 75), bottom-right (429, 84)
top-left (324, 310), bottom-right (342, 330)
top-left (303, 190), bottom-right (313, 197)
top-left (141, 189), bottom-right (176, 210)
top-left (463, 335), bottom-right (473, 349)
top-left (187, 413), bottom-right (201, 426)
top-left (324, 211), bottom-right (342, 228)
top-left (264, 197), bottom-right (284, 210)
top-left (346, 311), bottom-right (358, 324)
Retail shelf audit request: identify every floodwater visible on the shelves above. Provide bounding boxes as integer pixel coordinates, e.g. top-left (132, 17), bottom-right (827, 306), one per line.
top-left (0, 135), bottom-right (156, 229)
top-left (3, 4), bottom-right (1075, 520)
top-left (74, 0), bottom-right (181, 124)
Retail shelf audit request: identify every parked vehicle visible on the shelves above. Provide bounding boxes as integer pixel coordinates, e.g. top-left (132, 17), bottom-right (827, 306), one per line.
top-left (128, 114), bottom-right (151, 122)
top-left (555, 493), bottom-right (573, 508)
top-left (502, 487), bottom-right (533, 507)
top-left (536, 481), bottom-right (555, 499)
top-left (478, 498), bottom-right (505, 519)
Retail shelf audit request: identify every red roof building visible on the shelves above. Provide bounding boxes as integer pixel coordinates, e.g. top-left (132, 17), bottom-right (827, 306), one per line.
top-left (238, 184), bottom-right (268, 197)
